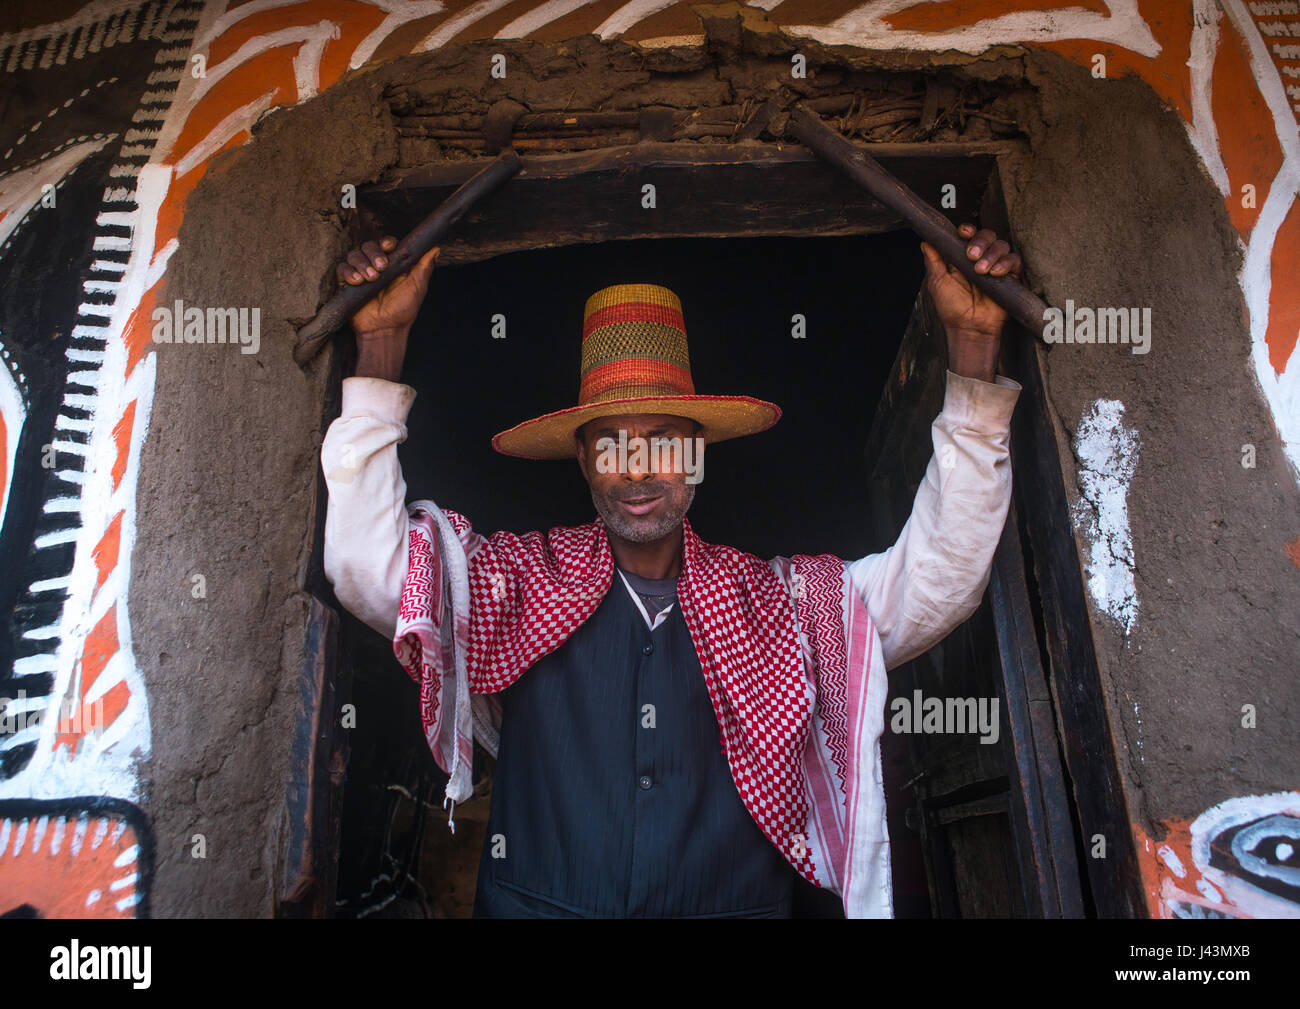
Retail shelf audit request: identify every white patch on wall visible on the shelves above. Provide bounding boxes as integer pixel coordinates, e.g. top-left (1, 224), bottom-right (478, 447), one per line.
top-left (1072, 399), bottom-right (1140, 634)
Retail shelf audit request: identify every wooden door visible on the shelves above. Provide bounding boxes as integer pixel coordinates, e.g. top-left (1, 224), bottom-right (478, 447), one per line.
top-left (862, 285), bottom-right (1086, 918)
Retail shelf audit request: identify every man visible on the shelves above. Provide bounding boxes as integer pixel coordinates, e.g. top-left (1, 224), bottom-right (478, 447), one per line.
top-left (321, 226), bottom-right (1022, 918)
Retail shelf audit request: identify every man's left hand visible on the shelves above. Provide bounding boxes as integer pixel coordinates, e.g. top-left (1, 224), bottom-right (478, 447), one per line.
top-left (921, 223), bottom-right (1022, 384)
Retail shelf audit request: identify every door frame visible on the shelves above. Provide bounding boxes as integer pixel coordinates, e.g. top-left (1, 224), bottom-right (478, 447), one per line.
top-left (292, 139), bottom-right (1146, 919)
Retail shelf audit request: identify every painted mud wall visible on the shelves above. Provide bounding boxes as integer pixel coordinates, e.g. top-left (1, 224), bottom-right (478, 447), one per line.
top-left (0, 0), bottom-right (1295, 918)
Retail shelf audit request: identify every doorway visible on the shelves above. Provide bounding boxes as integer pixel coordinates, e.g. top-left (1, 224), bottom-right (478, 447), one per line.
top-left (311, 141), bottom-right (1105, 919)
top-left (327, 223), bottom-right (1061, 917)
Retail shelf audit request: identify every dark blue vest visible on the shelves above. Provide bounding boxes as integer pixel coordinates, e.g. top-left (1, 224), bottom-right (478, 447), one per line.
top-left (472, 574), bottom-right (796, 918)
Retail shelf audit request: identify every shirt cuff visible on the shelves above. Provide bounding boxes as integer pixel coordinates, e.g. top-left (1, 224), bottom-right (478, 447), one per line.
top-left (940, 370), bottom-right (1021, 432)
top-left (340, 376), bottom-right (417, 426)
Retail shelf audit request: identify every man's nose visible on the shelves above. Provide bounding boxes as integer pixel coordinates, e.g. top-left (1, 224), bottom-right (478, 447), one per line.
top-left (625, 443), bottom-right (655, 480)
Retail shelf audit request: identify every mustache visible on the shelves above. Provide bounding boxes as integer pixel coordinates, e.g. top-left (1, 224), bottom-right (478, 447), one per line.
top-left (610, 486), bottom-right (664, 503)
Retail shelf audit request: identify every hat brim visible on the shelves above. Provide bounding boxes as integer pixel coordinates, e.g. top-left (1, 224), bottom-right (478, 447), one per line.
top-left (491, 394), bottom-right (782, 460)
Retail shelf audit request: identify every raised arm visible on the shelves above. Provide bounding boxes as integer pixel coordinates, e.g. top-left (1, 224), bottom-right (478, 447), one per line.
top-left (320, 237), bottom-right (441, 638)
top-left (848, 224), bottom-right (1023, 669)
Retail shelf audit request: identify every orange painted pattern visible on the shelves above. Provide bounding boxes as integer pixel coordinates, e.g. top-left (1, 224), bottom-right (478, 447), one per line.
top-left (1038, 2), bottom-right (1197, 121)
top-left (140, 0), bottom-right (1299, 389)
top-left (1134, 794), bottom-right (1300, 919)
top-left (0, 815), bottom-right (142, 918)
top-left (91, 511), bottom-right (123, 592)
top-left (1133, 818), bottom-right (1234, 919)
top-left (1217, 21), bottom-right (1286, 234)
top-left (1269, 198), bottom-right (1300, 371)
top-left (110, 399), bottom-right (137, 492)
top-left (53, 605), bottom-right (129, 755)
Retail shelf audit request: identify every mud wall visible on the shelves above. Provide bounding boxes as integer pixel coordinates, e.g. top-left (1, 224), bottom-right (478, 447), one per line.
top-left (1000, 49), bottom-right (1300, 919)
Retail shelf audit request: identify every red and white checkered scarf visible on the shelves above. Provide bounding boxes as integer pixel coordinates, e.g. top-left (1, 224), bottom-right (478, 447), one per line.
top-left (393, 500), bottom-right (892, 917)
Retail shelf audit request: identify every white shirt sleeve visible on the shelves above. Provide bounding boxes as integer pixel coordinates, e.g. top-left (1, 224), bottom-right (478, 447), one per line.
top-left (322, 370), bottom-right (1020, 660)
top-left (320, 376), bottom-right (418, 639)
top-left (847, 370), bottom-right (1021, 670)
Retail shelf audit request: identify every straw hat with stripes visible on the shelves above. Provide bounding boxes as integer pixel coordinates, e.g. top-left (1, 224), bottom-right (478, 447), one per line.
top-left (491, 283), bottom-right (782, 460)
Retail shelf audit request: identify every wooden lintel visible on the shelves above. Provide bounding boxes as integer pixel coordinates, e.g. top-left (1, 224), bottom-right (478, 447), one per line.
top-left (370, 139), bottom-right (1027, 194)
top-left (361, 140), bottom-right (1017, 265)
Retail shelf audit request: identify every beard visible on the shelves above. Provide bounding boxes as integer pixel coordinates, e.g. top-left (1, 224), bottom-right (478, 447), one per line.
top-left (591, 480), bottom-right (696, 543)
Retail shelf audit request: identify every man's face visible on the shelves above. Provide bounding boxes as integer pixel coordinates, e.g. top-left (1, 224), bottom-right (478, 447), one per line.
top-left (575, 413), bottom-right (702, 543)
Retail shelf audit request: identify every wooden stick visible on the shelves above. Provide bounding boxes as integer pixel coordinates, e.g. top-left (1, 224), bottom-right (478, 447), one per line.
top-left (784, 102), bottom-right (1050, 338)
top-left (292, 148), bottom-right (523, 366)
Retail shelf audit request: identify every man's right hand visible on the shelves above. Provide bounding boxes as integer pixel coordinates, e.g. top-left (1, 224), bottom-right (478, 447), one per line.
top-left (339, 236), bottom-right (440, 381)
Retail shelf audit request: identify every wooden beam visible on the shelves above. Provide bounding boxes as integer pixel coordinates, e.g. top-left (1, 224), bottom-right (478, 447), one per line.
top-left (988, 501), bottom-right (1087, 917)
top-left (784, 104), bottom-right (1050, 339)
top-left (370, 139), bottom-right (1027, 193)
top-left (363, 142), bottom-right (1020, 265)
top-left (276, 597), bottom-right (347, 918)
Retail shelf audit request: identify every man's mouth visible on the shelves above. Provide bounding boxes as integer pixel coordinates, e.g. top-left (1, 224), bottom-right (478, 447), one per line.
top-left (619, 495), bottom-right (662, 516)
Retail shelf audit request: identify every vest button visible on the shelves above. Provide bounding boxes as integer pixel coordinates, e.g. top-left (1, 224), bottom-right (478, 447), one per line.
top-left (642, 643), bottom-right (654, 656)
top-left (638, 775), bottom-right (652, 790)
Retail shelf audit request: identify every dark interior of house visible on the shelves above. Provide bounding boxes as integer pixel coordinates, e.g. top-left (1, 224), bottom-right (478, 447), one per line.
top-left (399, 231), bottom-right (923, 555)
